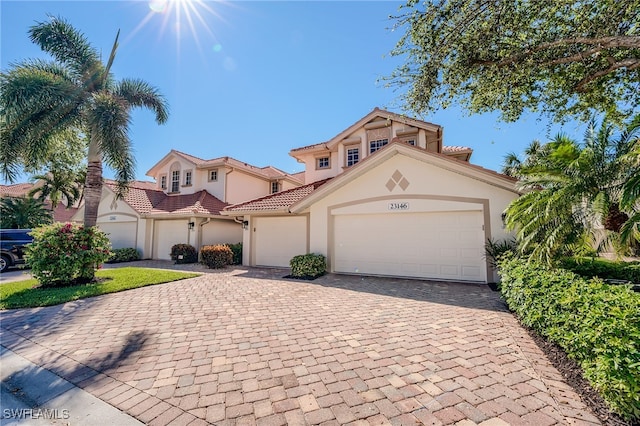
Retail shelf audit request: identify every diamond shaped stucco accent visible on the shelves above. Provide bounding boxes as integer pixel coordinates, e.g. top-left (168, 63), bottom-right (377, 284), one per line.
top-left (386, 170), bottom-right (410, 192)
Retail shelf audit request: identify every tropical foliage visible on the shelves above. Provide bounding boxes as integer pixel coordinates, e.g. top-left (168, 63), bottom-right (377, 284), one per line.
top-left (387, 0), bottom-right (640, 123)
top-left (0, 17), bottom-right (168, 227)
top-left (503, 116), bottom-right (640, 263)
top-left (498, 255), bottom-right (640, 421)
top-left (28, 169), bottom-right (81, 210)
top-left (26, 222), bottom-right (112, 286)
top-left (0, 196), bottom-right (53, 229)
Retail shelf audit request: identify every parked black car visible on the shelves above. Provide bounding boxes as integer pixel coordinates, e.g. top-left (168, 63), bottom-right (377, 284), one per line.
top-left (0, 229), bottom-right (33, 272)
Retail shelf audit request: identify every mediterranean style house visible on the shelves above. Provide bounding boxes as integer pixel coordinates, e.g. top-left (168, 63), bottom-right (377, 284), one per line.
top-left (223, 108), bottom-right (519, 283)
top-left (71, 152), bottom-right (303, 260)
top-left (5, 107), bottom-right (517, 283)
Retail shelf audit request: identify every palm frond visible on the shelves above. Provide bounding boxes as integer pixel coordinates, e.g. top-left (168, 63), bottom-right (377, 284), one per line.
top-left (28, 16), bottom-right (102, 85)
top-left (116, 78), bottom-right (169, 124)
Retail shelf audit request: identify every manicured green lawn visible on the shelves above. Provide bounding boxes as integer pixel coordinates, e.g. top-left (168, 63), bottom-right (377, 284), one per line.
top-left (0, 267), bottom-right (200, 309)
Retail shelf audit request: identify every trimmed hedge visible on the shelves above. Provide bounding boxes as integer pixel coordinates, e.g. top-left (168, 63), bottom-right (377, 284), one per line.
top-left (290, 253), bottom-right (326, 279)
top-left (201, 244), bottom-right (233, 269)
top-left (559, 257), bottom-right (640, 284)
top-left (227, 242), bottom-right (242, 265)
top-left (107, 248), bottom-right (141, 263)
top-left (170, 244), bottom-right (197, 264)
top-left (498, 256), bottom-right (640, 421)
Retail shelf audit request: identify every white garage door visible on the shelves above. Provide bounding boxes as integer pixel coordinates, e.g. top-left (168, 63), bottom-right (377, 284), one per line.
top-left (154, 220), bottom-right (189, 260)
top-left (98, 222), bottom-right (137, 249)
top-left (254, 216), bottom-right (307, 267)
top-left (333, 211), bottom-right (486, 282)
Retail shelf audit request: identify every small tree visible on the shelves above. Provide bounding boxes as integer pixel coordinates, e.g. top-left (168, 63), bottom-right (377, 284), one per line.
top-left (0, 196), bottom-right (53, 229)
top-left (27, 223), bottom-right (112, 286)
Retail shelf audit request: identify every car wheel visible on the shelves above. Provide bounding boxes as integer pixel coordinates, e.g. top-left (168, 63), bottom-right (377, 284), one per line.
top-left (0, 255), bottom-right (10, 273)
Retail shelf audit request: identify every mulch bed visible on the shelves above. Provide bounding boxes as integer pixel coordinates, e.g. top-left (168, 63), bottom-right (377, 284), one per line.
top-left (524, 325), bottom-right (637, 426)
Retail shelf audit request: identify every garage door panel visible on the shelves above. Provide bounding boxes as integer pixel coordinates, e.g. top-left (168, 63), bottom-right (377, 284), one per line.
top-left (334, 211), bottom-right (485, 282)
top-left (154, 220), bottom-right (188, 260)
top-left (98, 222), bottom-right (136, 249)
top-left (255, 217), bottom-right (307, 267)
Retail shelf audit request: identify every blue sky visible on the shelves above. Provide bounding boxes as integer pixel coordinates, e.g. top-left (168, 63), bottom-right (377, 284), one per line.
top-left (1, 0), bottom-right (581, 183)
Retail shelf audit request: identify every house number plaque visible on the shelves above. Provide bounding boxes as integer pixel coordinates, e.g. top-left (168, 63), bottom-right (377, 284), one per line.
top-left (388, 202), bottom-right (409, 210)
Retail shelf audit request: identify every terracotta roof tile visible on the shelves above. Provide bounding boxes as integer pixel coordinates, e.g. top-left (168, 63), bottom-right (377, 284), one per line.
top-left (442, 146), bottom-right (473, 153)
top-left (0, 183), bottom-right (34, 198)
top-left (104, 180), bottom-right (227, 216)
top-left (226, 178), bottom-right (331, 212)
top-left (151, 190), bottom-right (228, 215)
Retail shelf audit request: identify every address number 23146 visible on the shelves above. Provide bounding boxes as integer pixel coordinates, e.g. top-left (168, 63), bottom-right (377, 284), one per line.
top-left (388, 202), bottom-right (409, 210)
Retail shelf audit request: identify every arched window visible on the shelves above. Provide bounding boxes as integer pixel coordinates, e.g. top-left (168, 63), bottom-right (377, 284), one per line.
top-left (169, 161), bottom-right (181, 193)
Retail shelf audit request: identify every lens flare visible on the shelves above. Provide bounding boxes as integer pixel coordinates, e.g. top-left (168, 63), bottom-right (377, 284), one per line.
top-left (149, 0), bottom-right (168, 13)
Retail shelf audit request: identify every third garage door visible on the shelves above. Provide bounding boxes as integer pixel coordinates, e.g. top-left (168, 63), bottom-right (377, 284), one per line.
top-left (333, 211), bottom-right (486, 282)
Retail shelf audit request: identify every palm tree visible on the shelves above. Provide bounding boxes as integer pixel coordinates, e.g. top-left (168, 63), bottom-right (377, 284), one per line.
top-left (0, 17), bottom-right (168, 227)
top-left (0, 197), bottom-right (53, 229)
top-left (504, 117), bottom-right (640, 263)
top-left (28, 170), bottom-right (81, 211)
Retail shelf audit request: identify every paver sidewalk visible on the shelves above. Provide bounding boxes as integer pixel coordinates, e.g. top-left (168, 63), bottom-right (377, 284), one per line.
top-left (0, 265), bottom-right (600, 425)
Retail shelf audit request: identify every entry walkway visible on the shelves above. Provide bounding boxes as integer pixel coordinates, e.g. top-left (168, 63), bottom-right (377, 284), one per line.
top-left (1, 264), bottom-right (600, 425)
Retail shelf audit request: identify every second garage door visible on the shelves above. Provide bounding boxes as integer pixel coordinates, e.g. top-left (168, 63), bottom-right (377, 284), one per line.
top-left (333, 211), bottom-right (486, 282)
top-left (254, 216), bottom-right (307, 267)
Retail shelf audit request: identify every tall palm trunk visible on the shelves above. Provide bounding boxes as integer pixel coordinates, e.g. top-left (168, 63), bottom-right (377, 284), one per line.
top-left (83, 139), bottom-right (103, 228)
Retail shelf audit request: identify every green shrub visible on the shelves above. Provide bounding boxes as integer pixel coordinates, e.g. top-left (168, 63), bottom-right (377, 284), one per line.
top-left (498, 256), bottom-right (640, 420)
top-left (290, 253), bottom-right (326, 278)
top-left (170, 244), bottom-right (197, 264)
top-left (26, 223), bottom-right (112, 287)
top-left (484, 237), bottom-right (517, 269)
top-left (107, 248), bottom-right (141, 263)
top-left (227, 242), bottom-right (242, 265)
top-left (559, 257), bottom-right (640, 284)
top-left (201, 244), bottom-right (233, 269)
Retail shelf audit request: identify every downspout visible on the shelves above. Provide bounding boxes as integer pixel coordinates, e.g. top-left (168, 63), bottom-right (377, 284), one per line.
top-left (224, 168), bottom-right (234, 203)
top-left (198, 218), bottom-right (211, 260)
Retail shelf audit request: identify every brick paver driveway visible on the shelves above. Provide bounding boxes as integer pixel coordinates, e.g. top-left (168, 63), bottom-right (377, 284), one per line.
top-left (0, 265), bottom-right (599, 425)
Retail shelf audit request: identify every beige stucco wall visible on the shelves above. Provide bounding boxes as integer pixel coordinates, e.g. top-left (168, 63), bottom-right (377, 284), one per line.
top-left (226, 171), bottom-right (272, 205)
top-left (299, 122), bottom-right (438, 184)
top-left (201, 219), bottom-right (242, 247)
top-left (75, 188), bottom-right (151, 257)
top-left (305, 154), bottom-right (518, 280)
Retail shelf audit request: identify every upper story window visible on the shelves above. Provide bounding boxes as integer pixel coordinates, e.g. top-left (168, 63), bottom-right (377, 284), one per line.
top-left (317, 157), bottom-right (330, 169)
top-left (184, 170), bottom-right (192, 186)
top-left (271, 181), bottom-right (280, 194)
top-left (346, 147), bottom-right (359, 167)
top-left (160, 175), bottom-right (167, 190)
top-left (406, 139), bottom-right (416, 146)
top-left (209, 169), bottom-right (218, 182)
top-left (369, 138), bottom-right (388, 153)
top-left (171, 170), bottom-right (180, 192)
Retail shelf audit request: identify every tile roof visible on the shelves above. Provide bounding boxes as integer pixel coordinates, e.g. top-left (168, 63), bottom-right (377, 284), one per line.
top-left (0, 183), bottom-right (34, 197)
top-left (169, 150), bottom-right (302, 183)
top-left (104, 180), bottom-right (228, 216)
top-left (290, 107), bottom-right (442, 153)
top-left (150, 190), bottom-right (228, 216)
top-left (442, 146), bottom-right (473, 153)
top-left (225, 179), bottom-right (332, 212)
top-left (50, 203), bottom-right (79, 223)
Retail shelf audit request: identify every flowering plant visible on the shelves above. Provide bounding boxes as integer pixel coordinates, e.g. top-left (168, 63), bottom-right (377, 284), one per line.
top-left (26, 223), bottom-right (112, 286)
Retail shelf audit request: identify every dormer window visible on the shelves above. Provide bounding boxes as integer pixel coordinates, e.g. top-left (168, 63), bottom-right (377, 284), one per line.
top-left (171, 170), bottom-right (180, 192)
top-left (369, 138), bottom-right (388, 153)
top-left (209, 169), bottom-right (218, 182)
top-left (271, 181), bottom-right (280, 194)
top-left (160, 175), bottom-right (167, 190)
top-left (346, 147), bottom-right (359, 167)
top-left (316, 157), bottom-right (330, 169)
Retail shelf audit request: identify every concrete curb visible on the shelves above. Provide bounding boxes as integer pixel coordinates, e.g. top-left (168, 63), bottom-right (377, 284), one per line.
top-left (0, 346), bottom-right (142, 426)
